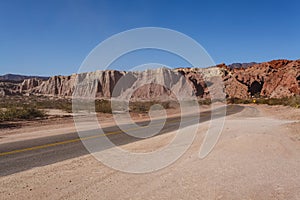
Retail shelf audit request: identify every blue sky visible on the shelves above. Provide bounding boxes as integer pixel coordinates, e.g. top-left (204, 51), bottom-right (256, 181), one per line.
top-left (0, 0), bottom-right (299, 76)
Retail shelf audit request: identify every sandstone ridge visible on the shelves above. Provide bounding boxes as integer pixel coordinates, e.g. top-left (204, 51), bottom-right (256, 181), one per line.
top-left (1, 59), bottom-right (299, 99)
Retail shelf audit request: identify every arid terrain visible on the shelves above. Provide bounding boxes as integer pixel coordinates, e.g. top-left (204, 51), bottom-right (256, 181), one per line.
top-left (1, 59), bottom-right (300, 100)
top-left (1, 0), bottom-right (300, 199)
top-left (0, 60), bottom-right (300, 199)
top-left (0, 104), bottom-right (299, 200)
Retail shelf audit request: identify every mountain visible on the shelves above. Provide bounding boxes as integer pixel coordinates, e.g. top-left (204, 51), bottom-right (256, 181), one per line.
top-left (0, 74), bottom-right (49, 83)
top-left (227, 62), bottom-right (257, 69)
top-left (1, 59), bottom-right (299, 99)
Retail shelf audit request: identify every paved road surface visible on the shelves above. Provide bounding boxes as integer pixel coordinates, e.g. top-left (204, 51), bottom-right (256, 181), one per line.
top-left (0, 105), bottom-right (244, 176)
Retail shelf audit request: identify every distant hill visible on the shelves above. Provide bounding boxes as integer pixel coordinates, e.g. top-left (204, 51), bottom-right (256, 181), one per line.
top-left (0, 74), bottom-right (49, 82)
top-left (228, 62), bottom-right (257, 69)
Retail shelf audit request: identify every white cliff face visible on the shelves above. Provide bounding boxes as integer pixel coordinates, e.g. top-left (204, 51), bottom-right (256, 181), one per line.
top-left (19, 68), bottom-right (214, 100)
top-left (115, 68), bottom-right (196, 101)
top-left (74, 70), bottom-right (125, 98)
top-left (21, 70), bottom-right (126, 98)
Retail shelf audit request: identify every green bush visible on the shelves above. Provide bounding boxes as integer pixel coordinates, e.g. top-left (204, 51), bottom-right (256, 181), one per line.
top-left (0, 106), bottom-right (45, 121)
top-left (95, 99), bottom-right (112, 113)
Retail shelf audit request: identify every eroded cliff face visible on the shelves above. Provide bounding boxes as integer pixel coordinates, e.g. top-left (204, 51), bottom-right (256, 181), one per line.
top-left (15, 68), bottom-right (218, 100)
top-left (19, 70), bottom-right (126, 98)
top-left (221, 59), bottom-right (300, 98)
top-left (3, 59), bottom-right (300, 100)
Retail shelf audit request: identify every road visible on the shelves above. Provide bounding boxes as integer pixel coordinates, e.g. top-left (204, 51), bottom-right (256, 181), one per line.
top-left (0, 105), bottom-right (244, 176)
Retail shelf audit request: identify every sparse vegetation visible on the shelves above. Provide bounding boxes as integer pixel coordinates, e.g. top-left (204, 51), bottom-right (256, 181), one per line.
top-left (129, 101), bottom-right (171, 113)
top-left (1, 94), bottom-right (297, 122)
top-left (227, 98), bottom-right (252, 104)
top-left (95, 99), bottom-right (112, 113)
top-left (0, 106), bottom-right (45, 121)
top-left (0, 95), bottom-right (72, 111)
top-left (198, 98), bottom-right (212, 105)
top-left (227, 95), bottom-right (300, 108)
top-left (0, 96), bottom-right (173, 117)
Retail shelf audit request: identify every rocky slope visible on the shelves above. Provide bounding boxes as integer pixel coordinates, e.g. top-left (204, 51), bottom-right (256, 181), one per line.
top-left (221, 59), bottom-right (300, 98)
top-left (1, 59), bottom-right (299, 99)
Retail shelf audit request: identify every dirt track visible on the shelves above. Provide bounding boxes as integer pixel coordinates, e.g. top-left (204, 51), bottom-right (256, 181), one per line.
top-left (0, 104), bottom-right (299, 199)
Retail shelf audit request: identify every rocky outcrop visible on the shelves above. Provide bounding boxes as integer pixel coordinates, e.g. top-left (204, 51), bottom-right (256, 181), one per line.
top-left (1, 59), bottom-right (300, 100)
top-left (222, 59), bottom-right (300, 98)
top-left (16, 70), bottom-right (128, 98)
top-left (17, 68), bottom-right (214, 100)
top-left (20, 78), bottom-right (44, 91)
top-left (0, 81), bottom-right (21, 96)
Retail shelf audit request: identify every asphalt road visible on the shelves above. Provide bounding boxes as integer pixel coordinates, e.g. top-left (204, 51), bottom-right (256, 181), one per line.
top-left (0, 105), bottom-right (244, 176)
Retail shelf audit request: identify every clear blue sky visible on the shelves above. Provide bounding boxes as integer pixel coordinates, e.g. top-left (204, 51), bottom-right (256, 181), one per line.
top-left (0, 0), bottom-right (299, 76)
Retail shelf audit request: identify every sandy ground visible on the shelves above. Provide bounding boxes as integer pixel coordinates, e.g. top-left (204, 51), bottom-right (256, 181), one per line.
top-left (0, 104), bottom-right (299, 199)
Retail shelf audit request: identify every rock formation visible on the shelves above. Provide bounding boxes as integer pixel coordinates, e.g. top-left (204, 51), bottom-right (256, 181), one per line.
top-left (1, 59), bottom-right (299, 100)
top-left (222, 59), bottom-right (300, 98)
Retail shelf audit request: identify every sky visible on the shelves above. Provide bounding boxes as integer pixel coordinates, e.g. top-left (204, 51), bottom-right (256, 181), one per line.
top-left (0, 0), bottom-right (299, 76)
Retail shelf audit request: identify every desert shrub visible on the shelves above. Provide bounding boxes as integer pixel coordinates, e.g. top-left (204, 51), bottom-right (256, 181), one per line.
top-left (129, 101), bottom-right (171, 113)
top-left (227, 96), bottom-right (300, 108)
top-left (290, 96), bottom-right (300, 108)
top-left (0, 96), bottom-right (73, 113)
top-left (198, 99), bottom-right (212, 105)
top-left (0, 106), bottom-right (45, 121)
top-left (95, 99), bottom-right (112, 113)
top-left (35, 98), bottom-right (72, 112)
top-left (264, 96), bottom-right (300, 108)
top-left (227, 98), bottom-right (252, 104)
